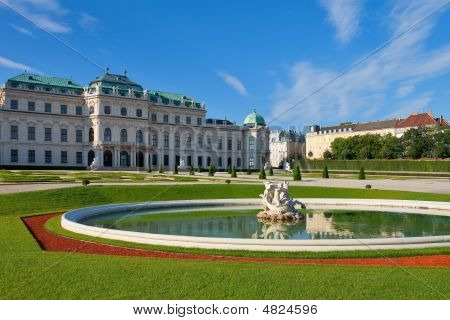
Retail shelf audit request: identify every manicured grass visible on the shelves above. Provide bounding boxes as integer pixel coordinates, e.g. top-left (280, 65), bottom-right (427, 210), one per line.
top-left (1, 184), bottom-right (449, 299)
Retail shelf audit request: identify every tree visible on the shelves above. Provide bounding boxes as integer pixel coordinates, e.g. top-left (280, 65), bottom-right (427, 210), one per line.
top-left (227, 165), bottom-right (232, 174)
top-left (198, 166), bottom-right (202, 173)
top-left (268, 165), bottom-right (274, 176)
top-left (247, 166), bottom-right (252, 175)
top-left (358, 167), bottom-right (366, 180)
top-left (208, 165), bottom-right (214, 176)
top-left (293, 165), bottom-right (301, 181)
top-left (322, 165), bottom-right (329, 178)
top-left (231, 166), bottom-right (237, 178)
top-left (158, 164), bottom-right (164, 173)
top-left (379, 134), bottom-right (403, 159)
top-left (259, 167), bottom-right (266, 179)
top-left (173, 165), bottom-right (178, 174)
top-left (323, 150), bottom-right (333, 159)
top-left (189, 165), bottom-right (195, 175)
top-left (147, 165), bottom-right (152, 173)
top-left (402, 126), bottom-right (434, 159)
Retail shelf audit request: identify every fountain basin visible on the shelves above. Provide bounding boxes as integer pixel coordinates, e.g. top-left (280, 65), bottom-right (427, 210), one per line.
top-left (61, 198), bottom-right (450, 251)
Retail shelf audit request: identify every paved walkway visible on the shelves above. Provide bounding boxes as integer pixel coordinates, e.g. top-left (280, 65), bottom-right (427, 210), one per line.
top-left (0, 176), bottom-right (449, 194)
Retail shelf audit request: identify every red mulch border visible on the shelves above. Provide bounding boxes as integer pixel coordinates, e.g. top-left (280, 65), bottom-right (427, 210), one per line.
top-left (21, 213), bottom-right (450, 268)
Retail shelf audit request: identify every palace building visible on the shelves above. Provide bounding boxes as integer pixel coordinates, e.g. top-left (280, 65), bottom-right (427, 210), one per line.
top-left (0, 72), bottom-right (269, 170)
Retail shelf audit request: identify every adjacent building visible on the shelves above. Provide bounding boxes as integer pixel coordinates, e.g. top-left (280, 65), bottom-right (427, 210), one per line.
top-left (269, 130), bottom-right (305, 167)
top-left (306, 110), bottom-right (447, 159)
top-left (0, 72), bottom-right (270, 169)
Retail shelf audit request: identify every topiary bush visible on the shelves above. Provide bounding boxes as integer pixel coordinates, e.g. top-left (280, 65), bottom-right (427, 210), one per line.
top-left (231, 166), bottom-right (237, 178)
top-left (208, 165), bottom-right (214, 176)
top-left (158, 164), bottom-right (164, 174)
top-left (147, 165), bottom-right (152, 173)
top-left (81, 179), bottom-right (90, 186)
top-left (198, 166), bottom-right (202, 173)
top-left (358, 167), bottom-right (366, 180)
top-left (227, 165), bottom-right (232, 174)
top-left (259, 167), bottom-right (266, 180)
top-left (365, 184), bottom-right (372, 189)
top-left (293, 165), bottom-right (302, 181)
top-left (225, 179), bottom-right (231, 184)
top-left (247, 166), bottom-right (252, 175)
top-left (189, 165), bottom-right (195, 175)
top-left (268, 165), bottom-right (274, 176)
top-left (322, 165), bottom-right (329, 179)
top-left (173, 165), bottom-right (178, 174)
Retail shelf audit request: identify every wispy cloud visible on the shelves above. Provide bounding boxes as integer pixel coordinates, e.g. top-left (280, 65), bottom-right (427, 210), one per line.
top-left (396, 84), bottom-right (415, 98)
top-left (0, 56), bottom-right (39, 73)
top-left (319, 0), bottom-right (364, 44)
top-left (1, 0), bottom-right (70, 33)
top-left (78, 12), bottom-right (97, 31)
top-left (216, 70), bottom-right (248, 96)
top-left (271, 0), bottom-right (450, 126)
top-left (9, 23), bottom-right (33, 36)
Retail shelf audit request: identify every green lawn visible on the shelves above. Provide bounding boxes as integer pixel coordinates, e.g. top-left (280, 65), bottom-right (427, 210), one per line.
top-left (1, 184), bottom-right (449, 299)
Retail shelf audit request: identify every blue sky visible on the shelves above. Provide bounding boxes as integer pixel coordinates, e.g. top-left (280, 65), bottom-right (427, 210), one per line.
top-left (0, 0), bottom-right (449, 131)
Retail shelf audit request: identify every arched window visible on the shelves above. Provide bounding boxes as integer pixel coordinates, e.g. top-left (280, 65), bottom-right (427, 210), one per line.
top-left (89, 128), bottom-right (94, 142)
top-left (104, 128), bottom-right (111, 142)
top-left (89, 106), bottom-right (94, 114)
top-left (120, 107), bottom-right (127, 116)
top-left (218, 157), bottom-right (222, 167)
top-left (120, 151), bottom-right (130, 167)
top-left (237, 158), bottom-right (241, 167)
top-left (120, 129), bottom-right (127, 143)
top-left (136, 109), bottom-right (142, 117)
top-left (104, 105), bottom-right (111, 114)
top-left (136, 130), bottom-right (143, 144)
top-left (103, 150), bottom-right (113, 167)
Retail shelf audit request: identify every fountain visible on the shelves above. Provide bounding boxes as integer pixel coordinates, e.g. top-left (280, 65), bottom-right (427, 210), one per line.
top-left (256, 181), bottom-right (306, 221)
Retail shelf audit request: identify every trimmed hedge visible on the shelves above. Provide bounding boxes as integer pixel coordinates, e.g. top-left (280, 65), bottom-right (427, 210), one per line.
top-left (0, 165), bottom-right (86, 170)
top-left (296, 159), bottom-right (449, 173)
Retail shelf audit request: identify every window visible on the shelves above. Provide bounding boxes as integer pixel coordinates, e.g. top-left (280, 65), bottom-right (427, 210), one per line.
top-left (89, 106), bottom-right (94, 114)
top-left (186, 136), bottom-right (191, 148)
top-left (89, 128), bottom-right (94, 142)
top-left (197, 117), bottom-right (202, 126)
top-left (163, 114), bottom-right (169, 123)
top-left (164, 155), bottom-right (169, 166)
top-left (104, 105), bottom-right (111, 114)
top-left (45, 103), bottom-right (52, 113)
top-left (237, 157), bottom-right (241, 167)
top-left (185, 116), bottom-right (191, 125)
top-left (198, 136), bottom-right (203, 148)
top-left (45, 128), bottom-right (52, 141)
top-left (152, 134), bottom-right (158, 146)
top-left (28, 127), bottom-right (35, 141)
top-left (151, 113), bottom-right (157, 122)
top-left (10, 100), bottom-right (18, 110)
top-left (227, 138), bottom-right (232, 151)
top-left (11, 149), bottom-right (18, 163)
top-left (175, 115), bottom-right (180, 124)
top-left (164, 134), bottom-right (169, 147)
top-left (249, 138), bottom-right (255, 150)
top-left (136, 130), bottom-right (143, 144)
top-left (76, 152), bottom-right (83, 164)
top-left (45, 150), bottom-right (52, 163)
top-left (237, 140), bottom-right (241, 151)
top-left (218, 157), bottom-right (222, 167)
top-left (218, 138), bottom-right (222, 150)
top-left (76, 106), bottom-right (82, 115)
top-left (198, 156), bottom-right (203, 167)
top-left (104, 128), bottom-right (111, 142)
top-left (120, 107), bottom-right (127, 116)
top-left (187, 156), bottom-right (192, 166)
top-left (175, 134), bottom-right (180, 148)
top-left (207, 136), bottom-right (211, 148)
top-left (249, 156), bottom-right (254, 168)
top-left (28, 150), bottom-right (35, 163)
top-left (152, 154), bottom-right (157, 166)
top-left (61, 151), bottom-right (67, 164)
top-left (28, 101), bottom-right (35, 111)
top-left (120, 129), bottom-right (128, 143)
top-left (76, 130), bottom-right (82, 143)
top-left (136, 109), bottom-right (142, 117)
top-left (60, 104), bottom-right (67, 114)
top-left (11, 125), bottom-right (18, 139)
top-left (61, 128), bottom-right (68, 142)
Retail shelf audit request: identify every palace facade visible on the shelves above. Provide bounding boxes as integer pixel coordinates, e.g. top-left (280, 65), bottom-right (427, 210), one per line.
top-left (0, 72), bottom-right (269, 170)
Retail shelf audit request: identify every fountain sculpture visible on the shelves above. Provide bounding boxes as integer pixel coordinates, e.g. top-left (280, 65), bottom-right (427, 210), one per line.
top-left (257, 181), bottom-right (305, 221)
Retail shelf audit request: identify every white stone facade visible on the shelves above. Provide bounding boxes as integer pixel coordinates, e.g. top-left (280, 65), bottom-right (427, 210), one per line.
top-left (269, 130), bottom-right (305, 167)
top-left (0, 73), bottom-right (269, 170)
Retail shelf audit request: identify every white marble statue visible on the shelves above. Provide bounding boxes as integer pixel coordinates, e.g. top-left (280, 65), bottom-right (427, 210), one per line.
top-left (90, 156), bottom-right (100, 171)
top-left (264, 162), bottom-right (270, 171)
top-left (257, 181), bottom-right (305, 221)
top-left (284, 161), bottom-right (291, 172)
top-left (178, 159), bottom-right (187, 171)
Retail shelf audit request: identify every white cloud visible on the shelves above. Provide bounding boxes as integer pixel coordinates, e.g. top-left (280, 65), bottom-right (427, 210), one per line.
top-left (387, 95), bottom-right (433, 118)
top-left (270, 0), bottom-right (450, 126)
top-left (319, 0), bottom-right (364, 44)
top-left (216, 70), bottom-right (248, 96)
top-left (9, 23), bottom-right (33, 36)
top-left (0, 56), bottom-right (39, 73)
top-left (78, 12), bottom-right (97, 31)
top-left (396, 84), bottom-right (415, 97)
top-left (1, 0), bottom-right (70, 33)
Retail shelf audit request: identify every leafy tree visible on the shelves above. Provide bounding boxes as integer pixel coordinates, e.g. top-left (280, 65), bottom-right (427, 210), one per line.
top-left (402, 126), bottom-right (434, 159)
top-left (322, 165), bottom-right (329, 178)
top-left (358, 167), bottom-right (366, 180)
top-left (231, 166), bottom-right (237, 178)
top-left (323, 150), bottom-right (333, 159)
top-left (379, 134), bottom-right (403, 159)
top-left (293, 165), bottom-right (301, 181)
top-left (259, 167), bottom-right (266, 179)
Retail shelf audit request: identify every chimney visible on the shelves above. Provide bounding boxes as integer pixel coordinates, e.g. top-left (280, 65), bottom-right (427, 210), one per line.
top-left (427, 109), bottom-right (434, 118)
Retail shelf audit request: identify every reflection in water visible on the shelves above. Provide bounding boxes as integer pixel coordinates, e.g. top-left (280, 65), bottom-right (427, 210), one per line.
top-left (82, 209), bottom-right (450, 240)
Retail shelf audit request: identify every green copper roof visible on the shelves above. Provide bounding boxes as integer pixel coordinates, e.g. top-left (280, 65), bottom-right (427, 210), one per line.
top-left (244, 109), bottom-right (266, 126)
top-left (148, 90), bottom-right (194, 102)
top-left (7, 73), bottom-right (83, 89)
top-left (89, 73), bottom-right (143, 91)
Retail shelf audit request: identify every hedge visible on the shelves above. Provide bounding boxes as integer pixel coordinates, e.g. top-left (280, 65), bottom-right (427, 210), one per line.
top-left (0, 165), bottom-right (86, 170)
top-left (296, 159), bottom-right (449, 173)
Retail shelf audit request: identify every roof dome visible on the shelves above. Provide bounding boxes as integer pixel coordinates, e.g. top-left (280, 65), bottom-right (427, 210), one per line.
top-left (243, 108), bottom-right (266, 127)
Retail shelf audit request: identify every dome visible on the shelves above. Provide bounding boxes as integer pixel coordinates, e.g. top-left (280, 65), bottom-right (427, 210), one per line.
top-left (243, 109), bottom-right (266, 127)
